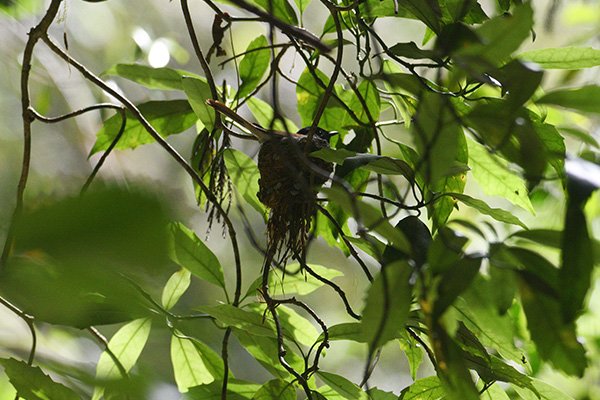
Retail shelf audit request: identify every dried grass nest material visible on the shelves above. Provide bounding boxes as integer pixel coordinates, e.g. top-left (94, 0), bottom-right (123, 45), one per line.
top-left (257, 132), bottom-right (333, 259)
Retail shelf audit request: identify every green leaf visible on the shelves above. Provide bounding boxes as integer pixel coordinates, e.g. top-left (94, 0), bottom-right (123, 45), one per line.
top-left (381, 60), bottom-right (430, 96)
top-left (296, 67), bottom-right (348, 132)
top-left (168, 222), bottom-right (225, 289)
top-left (466, 138), bottom-right (534, 213)
top-left (436, 328), bottom-right (480, 400)
top-left (433, 257), bottom-right (481, 319)
top-left (441, 0), bottom-right (488, 24)
top-left (317, 371), bottom-right (368, 400)
top-left (104, 63), bottom-right (201, 90)
top-left (252, 0), bottom-right (297, 24)
top-left (348, 80), bottom-right (380, 125)
top-left (223, 148), bottom-right (266, 215)
top-left (267, 263), bottom-right (342, 296)
top-left (479, 382), bottom-right (510, 400)
top-left (519, 281), bottom-right (587, 376)
top-left (92, 318), bottom-right (152, 400)
top-left (171, 334), bottom-right (215, 392)
top-left (451, 193), bottom-right (528, 229)
top-left (185, 379), bottom-right (260, 400)
top-left (559, 178), bottom-right (595, 322)
top-left (0, 0), bottom-right (43, 17)
top-left (389, 41), bottom-right (440, 60)
top-left (91, 100), bottom-right (197, 154)
top-left (247, 303), bottom-right (319, 346)
top-left (323, 186), bottom-right (411, 253)
top-left (449, 284), bottom-right (526, 366)
top-left (2, 187), bottom-right (170, 327)
top-left (405, 1), bottom-right (442, 33)
top-left (513, 378), bottom-right (575, 400)
top-left (427, 227), bottom-right (468, 274)
top-left (366, 387), bottom-right (399, 400)
top-left (310, 148), bottom-right (356, 165)
top-left (247, 97), bottom-right (299, 132)
top-left (198, 304), bottom-right (275, 337)
top-left (234, 330), bottom-right (304, 378)
top-left (357, 0), bottom-right (417, 20)
top-left (537, 85), bottom-right (600, 114)
top-left (252, 379), bottom-right (295, 400)
top-left (322, 322), bottom-right (366, 342)
top-left (399, 333), bottom-right (424, 380)
top-left (399, 376), bottom-right (444, 400)
top-left (519, 47), bottom-right (600, 69)
top-left (182, 76), bottom-right (216, 131)
top-left (361, 261), bottom-right (412, 348)
top-left (161, 268), bottom-right (191, 310)
top-left (459, 3), bottom-right (533, 64)
top-left (428, 131), bottom-right (468, 231)
top-left (413, 91), bottom-right (461, 184)
top-left (238, 35), bottom-right (270, 98)
top-left (0, 358), bottom-right (79, 400)
top-left (293, 0), bottom-right (310, 13)
top-left (533, 121), bottom-right (566, 180)
top-left (494, 60), bottom-right (543, 110)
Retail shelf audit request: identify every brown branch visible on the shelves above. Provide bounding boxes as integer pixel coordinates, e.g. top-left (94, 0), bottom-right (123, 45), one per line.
top-left (1, 0), bottom-right (64, 269)
top-left (223, 0), bottom-right (331, 53)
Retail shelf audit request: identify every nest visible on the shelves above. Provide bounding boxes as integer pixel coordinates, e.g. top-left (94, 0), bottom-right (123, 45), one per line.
top-left (257, 134), bottom-right (333, 261)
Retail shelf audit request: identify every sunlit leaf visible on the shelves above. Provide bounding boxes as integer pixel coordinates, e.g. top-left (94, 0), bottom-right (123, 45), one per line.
top-left (182, 76), bottom-right (216, 131)
top-left (466, 138), bottom-right (534, 213)
top-left (185, 379), bottom-right (260, 400)
top-left (161, 268), bottom-right (192, 310)
top-left (399, 333), bottom-right (424, 380)
top-left (92, 318), bottom-right (152, 400)
top-left (247, 97), bottom-right (299, 132)
top-left (296, 67), bottom-right (348, 132)
top-left (252, 379), bottom-right (295, 400)
top-left (198, 304), bottom-right (275, 337)
top-left (317, 371), bottom-right (368, 400)
top-left (451, 193), bottom-right (528, 228)
top-left (104, 63), bottom-right (201, 90)
top-left (91, 100), bottom-right (197, 154)
top-left (171, 334), bottom-right (215, 392)
top-left (513, 378), bottom-right (575, 400)
top-left (519, 47), bottom-right (600, 69)
top-left (399, 376), bottom-right (444, 400)
top-left (238, 35), bottom-right (270, 98)
top-left (168, 222), bottom-right (225, 289)
top-left (247, 303), bottom-right (319, 346)
top-left (252, 0), bottom-right (297, 24)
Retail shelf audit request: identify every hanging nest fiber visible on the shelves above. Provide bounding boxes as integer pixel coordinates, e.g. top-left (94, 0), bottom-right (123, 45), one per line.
top-left (257, 130), bottom-right (333, 260)
top-left (204, 100), bottom-right (334, 261)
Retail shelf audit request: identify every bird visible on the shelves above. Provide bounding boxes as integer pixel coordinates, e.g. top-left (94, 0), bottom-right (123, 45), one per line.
top-left (206, 99), bottom-right (335, 259)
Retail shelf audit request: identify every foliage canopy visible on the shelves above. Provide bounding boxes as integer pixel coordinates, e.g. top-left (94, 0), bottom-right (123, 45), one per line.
top-left (1, 0), bottom-right (600, 399)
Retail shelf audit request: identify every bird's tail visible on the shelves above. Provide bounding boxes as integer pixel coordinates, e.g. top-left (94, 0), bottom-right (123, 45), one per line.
top-left (206, 99), bottom-right (270, 142)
